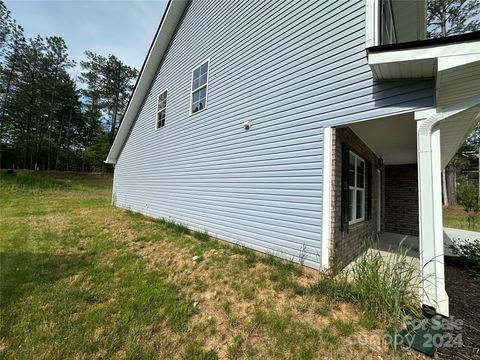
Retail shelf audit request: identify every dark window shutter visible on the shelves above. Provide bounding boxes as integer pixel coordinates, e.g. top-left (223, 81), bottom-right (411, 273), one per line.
top-left (366, 160), bottom-right (372, 220)
top-left (340, 143), bottom-right (350, 232)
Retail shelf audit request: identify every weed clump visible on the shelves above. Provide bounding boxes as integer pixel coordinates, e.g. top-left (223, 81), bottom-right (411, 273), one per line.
top-left (313, 247), bottom-right (421, 332)
top-left (193, 230), bottom-right (209, 242)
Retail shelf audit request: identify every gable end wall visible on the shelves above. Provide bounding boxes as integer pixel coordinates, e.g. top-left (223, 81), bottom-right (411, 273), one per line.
top-left (113, 0), bottom-right (434, 269)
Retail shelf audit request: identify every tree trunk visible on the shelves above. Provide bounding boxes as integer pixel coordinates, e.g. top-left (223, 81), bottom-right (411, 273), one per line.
top-left (440, 5), bottom-right (447, 37)
top-left (55, 115), bottom-right (63, 170)
top-left (48, 65), bottom-right (59, 170)
top-left (26, 79), bottom-right (36, 170)
top-left (442, 169), bottom-right (448, 206)
top-left (110, 94), bottom-right (119, 144)
top-left (0, 48), bottom-right (18, 168)
top-left (445, 164), bottom-right (457, 206)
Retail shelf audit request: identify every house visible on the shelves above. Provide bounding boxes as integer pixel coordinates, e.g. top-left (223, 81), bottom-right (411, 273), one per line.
top-left (106, 0), bottom-right (480, 317)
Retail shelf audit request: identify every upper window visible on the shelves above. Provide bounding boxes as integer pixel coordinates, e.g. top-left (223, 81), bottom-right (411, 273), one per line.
top-left (348, 151), bottom-right (365, 224)
top-left (190, 60), bottom-right (209, 114)
top-left (157, 90), bottom-right (167, 129)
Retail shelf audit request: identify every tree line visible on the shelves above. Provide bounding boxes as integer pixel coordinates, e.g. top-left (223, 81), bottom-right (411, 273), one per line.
top-left (0, 1), bottom-right (138, 172)
top-left (427, 0), bottom-right (480, 206)
top-left (0, 0), bottom-right (479, 175)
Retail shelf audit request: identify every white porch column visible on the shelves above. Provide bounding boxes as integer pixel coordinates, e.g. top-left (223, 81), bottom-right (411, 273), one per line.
top-left (416, 111), bottom-right (449, 317)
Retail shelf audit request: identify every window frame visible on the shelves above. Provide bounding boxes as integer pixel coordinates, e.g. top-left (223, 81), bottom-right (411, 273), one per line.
top-left (348, 151), bottom-right (366, 225)
top-left (156, 89), bottom-right (168, 130)
top-left (189, 59), bottom-right (210, 116)
top-left (365, 0), bottom-right (380, 47)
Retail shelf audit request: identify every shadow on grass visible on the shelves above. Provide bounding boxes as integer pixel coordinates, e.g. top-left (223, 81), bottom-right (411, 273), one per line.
top-left (0, 251), bottom-right (90, 309)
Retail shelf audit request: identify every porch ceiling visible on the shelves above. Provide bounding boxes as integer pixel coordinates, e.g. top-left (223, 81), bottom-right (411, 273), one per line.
top-left (440, 104), bottom-right (480, 168)
top-left (346, 97), bottom-right (480, 168)
top-left (437, 60), bottom-right (480, 108)
top-left (348, 113), bottom-right (417, 165)
top-left (437, 60), bottom-right (480, 167)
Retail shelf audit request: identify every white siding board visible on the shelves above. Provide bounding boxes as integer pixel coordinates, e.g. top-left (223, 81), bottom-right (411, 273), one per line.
top-left (113, 0), bottom-right (434, 268)
top-left (126, 80), bottom-right (430, 161)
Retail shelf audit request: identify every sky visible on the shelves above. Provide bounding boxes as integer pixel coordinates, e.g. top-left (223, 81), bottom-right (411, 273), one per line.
top-left (5, 0), bottom-right (168, 74)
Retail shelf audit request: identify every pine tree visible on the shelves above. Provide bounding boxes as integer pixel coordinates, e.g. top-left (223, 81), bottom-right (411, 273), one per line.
top-left (428, 0), bottom-right (480, 38)
top-left (1, 1), bottom-right (137, 171)
top-left (44, 36), bottom-right (75, 169)
top-left (80, 51), bottom-right (137, 144)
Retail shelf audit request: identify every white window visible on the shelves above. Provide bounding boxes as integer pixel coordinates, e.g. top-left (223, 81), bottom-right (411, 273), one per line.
top-left (190, 60), bottom-right (209, 115)
top-left (157, 90), bottom-right (167, 129)
top-left (348, 151), bottom-right (365, 224)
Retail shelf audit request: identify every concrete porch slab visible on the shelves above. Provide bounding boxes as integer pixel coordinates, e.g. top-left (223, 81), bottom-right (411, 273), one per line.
top-left (343, 247), bottom-right (421, 289)
top-left (375, 228), bottom-right (480, 258)
top-left (375, 232), bottom-right (420, 257)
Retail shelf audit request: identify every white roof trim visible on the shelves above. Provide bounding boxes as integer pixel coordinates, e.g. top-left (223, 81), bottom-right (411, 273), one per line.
top-left (105, 0), bottom-right (188, 164)
top-left (368, 40), bottom-right (480, 66)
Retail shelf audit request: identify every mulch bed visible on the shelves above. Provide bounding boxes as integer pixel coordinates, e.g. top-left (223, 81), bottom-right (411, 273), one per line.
top-left (436, 260), bottom-right (480, 359)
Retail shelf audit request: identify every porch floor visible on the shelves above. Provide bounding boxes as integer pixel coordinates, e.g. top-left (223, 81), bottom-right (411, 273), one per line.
top-left (345, 232), bottom-right (422, 288)
top-left (375, 228), bottom-right (480, 258)
top-left (374, 232), bottom-right (419, 257)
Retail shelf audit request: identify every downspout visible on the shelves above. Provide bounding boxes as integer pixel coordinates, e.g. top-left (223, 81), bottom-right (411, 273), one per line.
top-left (417, 111), bottom-right (447, 315)
top-left (417, 96), bottom-right (480, 316)
top-left (419, 96), bottom-right (480, 156)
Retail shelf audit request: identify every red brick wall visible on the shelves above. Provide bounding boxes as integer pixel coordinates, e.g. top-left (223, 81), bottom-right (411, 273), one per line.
top-left (384, 164), bottom-right (419, 236)
top-left (330, 127), bottom-right (382, 270)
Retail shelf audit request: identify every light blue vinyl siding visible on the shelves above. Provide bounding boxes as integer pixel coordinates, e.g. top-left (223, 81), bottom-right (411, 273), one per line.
top-left (113, 0), bottom-right (434, 269)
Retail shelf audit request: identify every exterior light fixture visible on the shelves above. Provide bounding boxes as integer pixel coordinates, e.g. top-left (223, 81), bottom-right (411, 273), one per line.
top-left (378, 157), bottom-right (384, 167)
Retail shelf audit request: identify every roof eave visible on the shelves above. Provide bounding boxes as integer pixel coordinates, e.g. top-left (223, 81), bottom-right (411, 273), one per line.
top-left (105, 0), bottom-right (189, 164)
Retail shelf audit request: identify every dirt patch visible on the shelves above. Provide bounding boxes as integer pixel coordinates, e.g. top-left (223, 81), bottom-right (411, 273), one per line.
top-left (443, 206), bottom-right (469, 217)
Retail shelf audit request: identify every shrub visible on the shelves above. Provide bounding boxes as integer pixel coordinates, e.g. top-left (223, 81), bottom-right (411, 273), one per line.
top-left (450, 238), bottom-right (480, 280)
top-left (457, 179), bottom-right (480, 229)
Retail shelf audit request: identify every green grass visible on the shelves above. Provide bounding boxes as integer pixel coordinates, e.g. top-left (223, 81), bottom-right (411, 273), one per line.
top-left (0, 171), bottom-right (418, 359)
top-left (443, 214), bottom-right (480, 230)
top-left (0, 171), bottom-right (196, 359)
top-left (443, 206), bottom-right (480, 231)
top-left (0, 170), bottom-right (72, 190)
top-left (184, 342), bottom-right (218, 360)
top-left (331, 319), bottom-right (355, 337)
top-left (227, 335), bottom-right (245, 359)
top-left (252, 309), bottom-right (320, 360)
top-left (359, 312), bottom-right (378, 330)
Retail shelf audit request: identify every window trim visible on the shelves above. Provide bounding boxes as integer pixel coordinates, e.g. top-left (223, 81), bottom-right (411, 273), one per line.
top-left (365, 0), bottom-right (380, 48)
top-left (348, 151), bottom-right (366, 225)
top-left (189, 58), bottom-right (210, 116)
top-left (156, 89), bottom-right (168, 130)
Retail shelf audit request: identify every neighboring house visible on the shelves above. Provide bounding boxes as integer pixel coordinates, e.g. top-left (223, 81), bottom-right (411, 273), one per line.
top-left (106, 0), bottom-right (480, 317)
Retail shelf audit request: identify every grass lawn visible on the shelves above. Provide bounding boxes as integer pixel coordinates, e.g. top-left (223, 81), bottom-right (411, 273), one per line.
top-left (0, 171), bottom-right (421, 359)
top-left (443, 206), bottom-right (480, 231)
